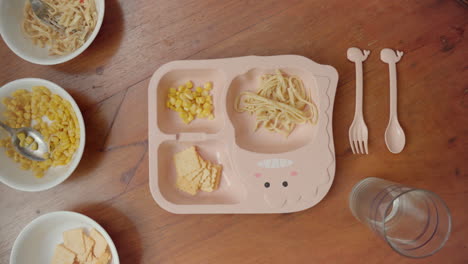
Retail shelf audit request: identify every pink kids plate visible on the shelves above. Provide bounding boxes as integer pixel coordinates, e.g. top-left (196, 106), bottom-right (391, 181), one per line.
top-left (148, 55), bottom-right (338, 214)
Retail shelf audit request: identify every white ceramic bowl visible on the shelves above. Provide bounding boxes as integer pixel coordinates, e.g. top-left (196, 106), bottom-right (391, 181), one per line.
top-left (0, 0), bottom-right (105, 65)
top-left (0, 78), bottom-right (86, 192)
top-left (10, 211), bottom-right (120, 264)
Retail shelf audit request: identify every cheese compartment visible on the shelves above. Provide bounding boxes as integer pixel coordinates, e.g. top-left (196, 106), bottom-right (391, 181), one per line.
top-left (226, 67), bottom-right (321, 154)
top-left (155, 139), bottom-right (246, 205)
top-left (156, 68), bottom-right (226, 134)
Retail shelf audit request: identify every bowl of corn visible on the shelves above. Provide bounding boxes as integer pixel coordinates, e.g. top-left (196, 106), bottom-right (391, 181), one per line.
top-left (0, 78), bottom-right (85, 192)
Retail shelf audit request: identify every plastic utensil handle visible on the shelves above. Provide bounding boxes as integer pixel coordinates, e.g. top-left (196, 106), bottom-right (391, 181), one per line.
top-left (0, 121), bottom-right (15, 135)
top-left (355, 61), bottom-right (364, 117)
top-left (388, 62), bottom-right (398, 117)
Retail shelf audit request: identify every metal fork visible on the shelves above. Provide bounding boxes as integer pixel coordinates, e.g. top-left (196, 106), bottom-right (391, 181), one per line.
top-left (347, 47), bottom-right (370, 154)
top-left (29, 0), bottom-right (64, 32)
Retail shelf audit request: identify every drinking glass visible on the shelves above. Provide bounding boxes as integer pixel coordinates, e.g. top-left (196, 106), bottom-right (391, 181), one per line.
top-left (349, 177), bottom-right (451, 258)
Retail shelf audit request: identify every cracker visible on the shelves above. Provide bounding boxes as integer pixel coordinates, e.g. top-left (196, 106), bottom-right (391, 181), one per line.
top-left (198, 155), bottom-right (208, 168)
top-left (63, 228), bottom-right (85, 255)
top-left (77, 235), bottom-right (95, 263)
top-left (85, 253), bottom-right (98, 264)
top-left (200, 180), bottom-right (214, 192)
top-left (85, 256), bottom-right (98, 264)
top-left (51, 244), bottom-right (76, 264)
top-left (198, 168), bottom-right (211, 184)
top-left (212, 164), bottom-right (222, 189)
top-left (176, 174), bottom-right (200, 195)
top-left (173, 146), bottom-right (201, 177)
top-left (89, 229), bottom-right (108, 258)
top-left (95, 249), bottom-right (111, 264)
top-left (184, 167), bottom-right (204, 181)
top-left (174, 145), bottom-right (223, 195)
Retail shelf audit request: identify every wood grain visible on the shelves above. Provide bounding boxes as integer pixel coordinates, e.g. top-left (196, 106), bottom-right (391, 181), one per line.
top-left (1, 0), bottom-right (467, 263)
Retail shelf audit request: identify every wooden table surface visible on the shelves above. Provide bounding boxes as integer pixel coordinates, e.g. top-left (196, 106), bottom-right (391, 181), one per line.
top-left (1, 0), bottom-right (467, 263)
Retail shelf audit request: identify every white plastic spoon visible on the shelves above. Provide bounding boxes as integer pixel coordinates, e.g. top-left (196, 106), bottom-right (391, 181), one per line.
top-left (380, 48), bottom-right (405, 154)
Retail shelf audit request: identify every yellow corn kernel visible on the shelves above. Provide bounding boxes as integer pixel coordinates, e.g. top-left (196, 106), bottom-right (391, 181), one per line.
top-left (6, 149), bottom-right (14, 157)
top-left (204, 82), bottom-right (212, 90)
top-left (187, 113), bottom-right (194, 121)
top-left (201, 109), bottom-right (211, 116)
top-left (169, 97), bottom-right (176, 105)
top-left (185, 81), bottom-right (193, 89)
top-left (208, 114), bottom-right (215, 120)
top-left (177, 85), bottom-right (186, 92)
top-left (175, 99), bottom-right (182, 107)
top-left (203, 103), bottom-right (212, 110)
top-left (196, 97), bottom-right (205, 104)
top-left (196, 87), bottom-right (203, 93)
top-left (179, 111), bottom-right (188, 119)
top-left (31, 142), bottom-right (38, 151)
top-left (184, 91), bottom-right (194, 100)
top-left (166, 101), bottom-right (171, 108)
top-left (35, 171), bottom-right (45, 178)
top-left (169, 87), bottom-right (177, 94)
top-left (182, 101), bottom-right (191, 108)
top-left (17, 132), bottom-right (26, 141)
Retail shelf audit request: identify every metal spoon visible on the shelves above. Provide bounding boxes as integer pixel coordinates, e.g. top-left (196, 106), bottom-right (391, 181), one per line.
top-left (0, 121), bottom-right (48, 161)
top-left (29, 0), bottom-right (64, 33)
top-left (380, 48), bottom-right (406, 154)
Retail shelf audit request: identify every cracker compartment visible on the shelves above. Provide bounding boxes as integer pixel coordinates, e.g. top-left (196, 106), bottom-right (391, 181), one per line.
top-left (156, 140), bottom-right (246, 206)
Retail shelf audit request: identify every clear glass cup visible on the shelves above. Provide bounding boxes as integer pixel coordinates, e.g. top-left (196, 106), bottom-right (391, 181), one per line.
top-left (349, 177), bottom-right (452, 258)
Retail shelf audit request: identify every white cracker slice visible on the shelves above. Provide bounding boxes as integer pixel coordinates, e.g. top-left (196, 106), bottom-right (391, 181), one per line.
top-left (51, 244), bottom-right (76, 264)
top-left (173, 146), bottom-right (201, 177)
top-left (63, 228), bottom-right (85, 255)
top-left (89, 229), bottom-right (108, 258)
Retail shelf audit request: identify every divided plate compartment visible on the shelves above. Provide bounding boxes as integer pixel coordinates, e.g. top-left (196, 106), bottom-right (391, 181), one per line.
top-left (148, 55), bottom-right (338, 214)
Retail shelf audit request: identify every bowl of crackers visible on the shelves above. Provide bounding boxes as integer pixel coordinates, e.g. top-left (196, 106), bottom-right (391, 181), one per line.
top-left (10, 211), bottom-right (119, 264)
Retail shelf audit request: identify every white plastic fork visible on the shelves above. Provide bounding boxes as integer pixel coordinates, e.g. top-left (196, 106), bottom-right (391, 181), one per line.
top-left (347, 47), bottom-right (370, 154)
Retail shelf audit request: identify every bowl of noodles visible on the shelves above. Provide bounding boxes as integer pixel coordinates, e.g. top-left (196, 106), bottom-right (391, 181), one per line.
top-left (0, 0), bottom-right (105, 65)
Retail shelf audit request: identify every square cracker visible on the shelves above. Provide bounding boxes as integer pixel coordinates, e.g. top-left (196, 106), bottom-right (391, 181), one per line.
top-left (184, 167), bottom-right (204, 181)
top-left (198, 156), bottom-right (208, 168)
top-left (212, 164), bottom-right (222, 189)
top-left (176, 173), bottom-right (201, 195)
top-left (90, 229), bottom-right (108, 258)
top-left (174, 146), bottom-right (201, 177)
top-left (77, 234), bottom-right (95, 263)
top-left (200, 164), bottom-right (222, 192)
top-left (95, 249), bottom-right (111, 264)
top-left (198, 168), bottom-right (212, 185)
top-left (52, 244), bottom-right (76, 264)
top-left (85, 256), bottom-right (97, 264)
top-left (63, 228), bottom-right (85, 255)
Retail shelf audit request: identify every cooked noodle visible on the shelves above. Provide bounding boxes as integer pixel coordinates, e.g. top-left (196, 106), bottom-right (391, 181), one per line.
top-left (22, 0), bottom-right (97, 55)
top-left (235, 70), bottom-right (318, 137)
